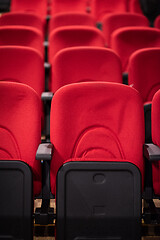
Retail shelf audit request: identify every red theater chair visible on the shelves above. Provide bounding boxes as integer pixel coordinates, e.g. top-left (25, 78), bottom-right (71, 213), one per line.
top-left (110, 27), bottom-right (160, 72)
top-left (10, 0), bottom-right (47, 20)
top-left (91, 0), bottom-right (128, 21)
top-left (49, 26), bottom-right (105, 63)
top-left (51, 0), bottom-right (88, 15)
top-left (128, 48), bottom-right (160, 143)
top-left (50, 46), bottom-right (122, 92)
top-left (102, 13), bottom-right (149, 47)
top-left (0, 82), bottom-right (41, 240)
top-left (0, 12), bottom-right (45, 37)
top-left (143, 89), bottom-right (160, 223)
top-left (49, 12), bottom-right (96, 32)
top-left (0, 26), bottom-right (44, 58)
top-left (38, 82), bottom-right (145, 240)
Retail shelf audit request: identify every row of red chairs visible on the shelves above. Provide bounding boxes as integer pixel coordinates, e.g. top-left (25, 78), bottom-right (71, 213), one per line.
top-left (1, 79), bottom-right (160, 239)
top-left (10, 0), bottom-right (143, 20)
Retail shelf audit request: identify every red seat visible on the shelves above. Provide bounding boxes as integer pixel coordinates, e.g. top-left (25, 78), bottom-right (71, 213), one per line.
top-left (0, 12), bottom-right (45, 37)
top-left (0, 26), bottom-right (44, 58)
top-left (110, 27), bottom-right (160, 72)
top-left (10, 0), bottom-right (47, 20)
top-left (51, 0), bottom-right (88, 15)
top-left (91, 0), bottom-right (128, 21)
top-left (50, 82), bottom-right (144, 194)
top-left (151, 89), bottom-right (160, 195)
top-left (50, 46), bottom-right (122, 92)
top-left (49, 26), bottom-right (105, 63)
top-left (49, 12), bottom-right (95, 32)
top-left (0, 46), bottom-right (44, 98)
top-left (128, 0), bottom-right (143, 14)
top-left (102, 13), bottom-right (149, 47)
top-left (0, 81), bottom-right (42, 196)
top-left (128, 48), bottom-right (160, 104)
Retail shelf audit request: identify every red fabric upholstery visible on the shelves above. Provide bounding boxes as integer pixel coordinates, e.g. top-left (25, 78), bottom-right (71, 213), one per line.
top-left (128, 48), bottom-right (160, 103)
top-left (50, 46), bottom-right (122, 92)
top-left (154, 15), bottom-right (160, 29)
top-left (110, 27), bottom-right (160, 72)
top-left (0, 82), bottom-right (41, 196)
top-left (51, 0), bottom-right (87, 15)
top-left (0, 26), bottom-right (44, 58)
top-left (102, 13), bottom-right (149, 47)
top-left (10, 0), bottom-right (47, 19)
top-left (151, 90), bottom-right (160, 195)
top-left (49, 12), bottom-right (95, 32)
top-left (0, 12), bottom-right (45, 37)
top-left (49, 26), bottom-right (105, 63)
top-left (0, 46), bottom-right (44, 98)
top-left (91, 0), bottom-right (128, 21)
top-left (50, 82), bottom-right (145, 194)
top-left (128, 0), bottom-right (143, 14)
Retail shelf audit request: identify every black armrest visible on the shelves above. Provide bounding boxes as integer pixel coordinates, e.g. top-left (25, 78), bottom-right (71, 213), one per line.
top-left (144, 143), bottom-right (160, 161)
top-left (41, 92), bottom-right (53, 101)
top-left (36, 143), bottom-right (53, 161)
top-left (123, 72), bottom-right (128, 85)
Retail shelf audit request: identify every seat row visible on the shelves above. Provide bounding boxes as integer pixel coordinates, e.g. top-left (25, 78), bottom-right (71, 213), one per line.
top-left (1, 80), bottom-right (160, 239)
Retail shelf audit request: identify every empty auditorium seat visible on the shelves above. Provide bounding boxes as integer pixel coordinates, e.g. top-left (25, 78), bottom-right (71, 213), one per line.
top-left (49, 12), bottom-right (96, 32)
top-left (127, 0), bottom-right (143, 14)
top-left (110, 27), bottom-right (160, 72)
top-left (10, 0), bottom-right (47, 20)
top-left (50, 46), bottom-right (122, 92)
top-left (0, 12), bottom-right (45, 37)
top-left (49, 26), bottom-right (105, 63)
top-left (0, 26), bottom-right (44, 58)
top-left (91, 0), bottom-right (128, 21)
top-left (48, 82), bottom-right (144, 239)
top-left (128, 48), bottom-right (160, 143)
top-left (51, 0), bottom-right (88, 15)
top-left (102, 13), bottom-right (149, 47)
top-left (0, 81), bottom-right (41, 239)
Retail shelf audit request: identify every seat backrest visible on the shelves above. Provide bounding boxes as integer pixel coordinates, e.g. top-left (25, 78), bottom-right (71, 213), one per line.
top-left (51, 0), bottom-right (87, 15)
top-left (11, 0), bottom-right (47, 19)
top-left (128, 48), bottom-right (160, 103)
top-left (49, 12), bottom-right (95, 32)
top-left (50, 82), bottom-right (145, 194)
top-left (154, 15), bottom-right (160, 29)
top-left (0, 26), bottom-right (44, 58)
top-left (127, 0), bottom-right (143, 14)
top-left (0, 12), bottom-right (44, 36)
top-left (49, 26), bottom-right (105, 62)
top-left (51, 46), bottom-right (122, 92)
top-left (0, 81), bottom-right (41, 195)
top-left (102, 13), bottom-right (149, 46)
top-left (0, 46), bottom-right (44, 98)
top-left (110, 27), bottom-right (160, 72)
top-left (151, 89), bottom-right (160, 195)
top-left (91, 0), bottom-right (128, 21)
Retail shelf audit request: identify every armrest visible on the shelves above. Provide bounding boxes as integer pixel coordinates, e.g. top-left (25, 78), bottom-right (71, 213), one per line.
top-left (36, 143), bottom-right (53, 161)
top-left (144, 143), bottom-right (160, 161)
top-left (123, 72), bottom-right (128, 85)
top-left (41, 92), bottom-right (53, 101)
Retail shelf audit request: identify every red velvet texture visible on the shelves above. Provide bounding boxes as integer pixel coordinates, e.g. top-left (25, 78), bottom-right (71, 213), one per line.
top-left (0, 82), bottom-right (42, 196)
top-left (50, 82), bottom-right (145, 194)
top-left (51, 46), bottom-right (122, 92)
top-left (102, 13), bottom-right (149, 47)
top-left (111, 27), bottom-right (160, 72)
top-left (128, 48), bottom-right (160, 103)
